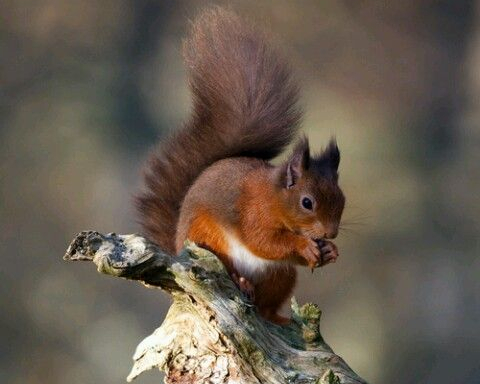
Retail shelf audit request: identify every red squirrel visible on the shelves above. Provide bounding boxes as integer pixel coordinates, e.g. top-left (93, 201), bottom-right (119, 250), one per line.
top-left (137, 8), bottom-right (345, 325)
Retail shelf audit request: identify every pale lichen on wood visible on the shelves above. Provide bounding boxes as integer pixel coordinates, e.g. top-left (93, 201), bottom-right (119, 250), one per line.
top-left (64, 231), bottom-right (368, 384)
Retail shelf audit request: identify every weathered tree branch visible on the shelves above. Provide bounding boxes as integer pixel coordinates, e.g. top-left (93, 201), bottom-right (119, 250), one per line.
top-left (64, 231), bottom-right (367, 384)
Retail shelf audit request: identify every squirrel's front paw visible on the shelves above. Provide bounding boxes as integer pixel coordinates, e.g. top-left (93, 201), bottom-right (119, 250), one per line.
top-left (299, 238), bottom-right (322, 269)
top-left (318, 240), bottom-right (339, 266)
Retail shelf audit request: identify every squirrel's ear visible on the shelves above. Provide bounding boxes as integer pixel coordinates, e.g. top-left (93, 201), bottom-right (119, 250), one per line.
top-left (285, 137), bottom-right (310, 188)
top-left (324, 138), bottom-right (340, 171)
top-left (312, 137), bottom-right (340, 180)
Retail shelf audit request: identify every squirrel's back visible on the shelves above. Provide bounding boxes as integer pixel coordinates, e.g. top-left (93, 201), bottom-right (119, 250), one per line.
top-left (137, 7), bottom-right (301, 253)
top-left (175, 157), bottom-right (268, 252)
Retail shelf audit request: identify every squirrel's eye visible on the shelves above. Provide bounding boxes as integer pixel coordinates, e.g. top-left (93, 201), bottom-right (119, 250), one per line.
top-left (301, 197), bottom-right (313, 210)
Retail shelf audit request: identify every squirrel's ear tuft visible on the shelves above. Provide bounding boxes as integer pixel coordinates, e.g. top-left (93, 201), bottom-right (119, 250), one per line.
top-left (312, 138), bottom-right (340, 181)
top-left (284, 137), bottom-right (310, 188)
top-left (324, 138), bottom-right (340, 171)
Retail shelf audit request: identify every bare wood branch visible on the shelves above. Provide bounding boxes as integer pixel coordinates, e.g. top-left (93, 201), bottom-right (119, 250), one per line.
top-left (64, 231), bottom-right (368, 384)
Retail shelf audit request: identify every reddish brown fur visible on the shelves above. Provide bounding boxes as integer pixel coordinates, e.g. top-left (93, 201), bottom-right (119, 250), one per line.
top-left (184, 208), bottom-right (233, 272)
top-left (136, 7), bottom-right (300, 254)
top-left (255, 267), bottom-right (297, 324)
top-left (237, 169), bottom-right (314, 262)
top-left (174, 152), bottom-right (344, 324)
top-left (137, 8), bottom-right (345, 324)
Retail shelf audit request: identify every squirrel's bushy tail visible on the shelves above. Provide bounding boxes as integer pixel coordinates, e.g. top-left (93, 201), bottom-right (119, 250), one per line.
top-left (137, 7), bottom-right (301, 252)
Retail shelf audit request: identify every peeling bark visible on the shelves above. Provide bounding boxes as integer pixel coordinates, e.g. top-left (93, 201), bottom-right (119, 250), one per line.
top-left (64, 231), bottom-right (368, 384)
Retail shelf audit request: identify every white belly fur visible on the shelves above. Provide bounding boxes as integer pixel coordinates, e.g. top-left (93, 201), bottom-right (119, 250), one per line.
top-left (224, 230), bottom-right (288, 283)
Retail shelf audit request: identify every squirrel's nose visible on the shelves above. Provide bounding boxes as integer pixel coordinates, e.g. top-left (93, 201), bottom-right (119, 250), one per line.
top-left (324, 228), bottom-right (338, 239)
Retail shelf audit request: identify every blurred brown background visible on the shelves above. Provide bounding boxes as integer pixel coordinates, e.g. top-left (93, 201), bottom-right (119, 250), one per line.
top-left (1, 1), bottom-right (479, 383)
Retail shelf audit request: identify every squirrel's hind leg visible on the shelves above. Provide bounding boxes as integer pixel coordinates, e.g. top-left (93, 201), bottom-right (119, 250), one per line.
top-left (255, 265), bottom-right (297, 325)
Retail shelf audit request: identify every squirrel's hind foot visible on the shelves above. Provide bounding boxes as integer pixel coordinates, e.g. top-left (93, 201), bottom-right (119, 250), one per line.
top-left (231, 273), bottom-right (255, 301)
top-left (260, 308), bottom-right (291, 325)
